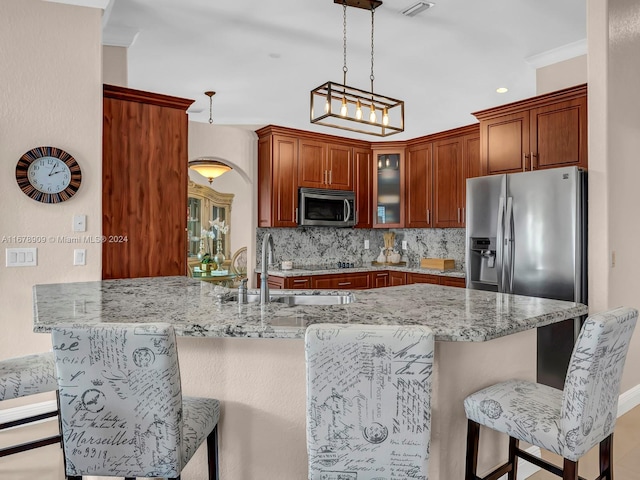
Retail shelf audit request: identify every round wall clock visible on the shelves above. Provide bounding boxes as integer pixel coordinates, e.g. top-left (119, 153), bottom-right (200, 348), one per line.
top-left (15, 146), bottom-right (82, 203)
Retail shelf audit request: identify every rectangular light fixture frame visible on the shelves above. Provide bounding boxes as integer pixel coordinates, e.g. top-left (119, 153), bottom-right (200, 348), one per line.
top-left (310, 81), bottom-right (405, 137)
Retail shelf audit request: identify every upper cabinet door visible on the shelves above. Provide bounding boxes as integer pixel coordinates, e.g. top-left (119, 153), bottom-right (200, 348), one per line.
top-left (433, 137), bottom-right (463, 228)
top-left (326, 143), bottom-right (353, 190)
top-left (405, 143), bottom-right (432, 228)
top-left (530, 96), bottom-right (587, 171)
top-left (482, 111), bottom-right (530, 175)
top-left (298, 139), bottom-right (327, 189)
top-left (373, 150), bottom-right (405, 228)
top-left (354, 147), bottom-right (372, 228)
top-left (461, 133), bottom-right (481, 227)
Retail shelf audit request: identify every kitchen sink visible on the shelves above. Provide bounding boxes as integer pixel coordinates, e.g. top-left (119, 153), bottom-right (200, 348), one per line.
top-left (226, 291), bottom-right (355, 305)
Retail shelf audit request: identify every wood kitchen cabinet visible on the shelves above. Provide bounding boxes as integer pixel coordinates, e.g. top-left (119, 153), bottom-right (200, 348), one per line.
top-left (370, 271), bottom-right (389, 288)
top-left (405, 124), bottom-right (480, 229)
top-left (257, 132), bottom-right (298, 227)
top-left (311, 272), bottom-right (372, 290)
top-left (389, 271), bottom-right (406, 286)
top-left (102, 85), bottom-right (192, 279)
top-left (440, 276), bottom-right (466, 288)
top-left (298, 139), bottom-right (353, 190)
top-left (474, 84), bottom-right (587, 175)
top-left (256, 274), bottom-right (312, 289)
top-left (372, 146), bottom-right (405, 228)
top-left (406, 272), bottom-right (440, 285)
top-left (354, 147), bottom-right (373, 228)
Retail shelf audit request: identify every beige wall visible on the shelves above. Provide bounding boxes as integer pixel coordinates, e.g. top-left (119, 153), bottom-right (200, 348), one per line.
top-left (102, 45), bottom-right (127, 86)
top-left (536, 55), bottom-right (588, 95)
top-left (601, 0), bottom-right (640, 392)
top-left (0, 0), bottom-right (102, 361)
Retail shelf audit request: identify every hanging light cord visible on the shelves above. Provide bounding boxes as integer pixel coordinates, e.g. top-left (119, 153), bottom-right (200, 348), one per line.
top-left (342, 1), bottom-right (348, 86)
top-left (370, 5), bottom-right (375, 96)
top-left (208, 95), bottom-right (213, 124)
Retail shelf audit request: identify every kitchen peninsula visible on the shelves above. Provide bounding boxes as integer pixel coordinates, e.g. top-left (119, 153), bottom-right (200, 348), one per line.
top-left (33, 276), bottom-right (588, 479)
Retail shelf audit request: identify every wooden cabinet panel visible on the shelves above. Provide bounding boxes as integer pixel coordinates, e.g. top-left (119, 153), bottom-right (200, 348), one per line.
top-left (258, 134), bottom-right (298, 227)
top-left (298, 139), bottom-right (326, 189)
top-left (312, 272), bottom-right (371, 290)
top-left (405, 143), bottom-right (432, 228)
top-left (373, 149), bottom-right (405, 228)
top-left (530, 96), bottom-right (587, 171)
top-left (440, 276), bottom-right (466, 288)
top-left (287, 276), bottom-right (312, 289)
top-left (327, 143), bottom-right (353, 190)
top-left (461, 133), bottom-right (481, 226)
top-left (482, 112), bottom-right (530, 175)
top-left (406, 272), bottom-right (440, 285)
top-left (102, 85), bottom-right (192, 280)
top-left (371, 271), bottom-right (389, 288)
top-left (354, 148), bottom-right (372, 228)
top-left (433, 137), bottom-right (463, 227)
top-left (389, 271), bottom-right (406, 286)
top-left (475, 84), bottom-right (587, 175)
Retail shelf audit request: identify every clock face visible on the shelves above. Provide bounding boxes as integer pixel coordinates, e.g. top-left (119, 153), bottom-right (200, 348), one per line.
top-left (16, 146), bottom-right (81, 203)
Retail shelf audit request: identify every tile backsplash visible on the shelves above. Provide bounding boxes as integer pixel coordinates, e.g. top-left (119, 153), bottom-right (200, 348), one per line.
top-left (256, 227), bottom-right (466, 270)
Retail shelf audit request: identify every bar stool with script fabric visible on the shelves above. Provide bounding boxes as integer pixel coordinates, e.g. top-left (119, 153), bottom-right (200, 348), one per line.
top-left (305, 324), bottom-right (434, 480)
top-left (0, 351), bottom-right (60, 457)
top-left (51, 323), bottom-right (220, 480)
top-left (464, 306), bottom-right (638, 480)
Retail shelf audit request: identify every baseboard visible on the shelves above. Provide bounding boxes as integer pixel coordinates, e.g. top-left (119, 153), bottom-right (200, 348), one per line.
top-left (0, 399), bottom-right (57, 429)
top-left (617, 383), bottom-right (640, 417)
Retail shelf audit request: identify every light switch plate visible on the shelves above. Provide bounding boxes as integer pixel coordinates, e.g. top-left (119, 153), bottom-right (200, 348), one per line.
top-left (402, 240), bottom-right (408, 250)
top-left (6, 248), bottom-right (37, 267)
top-left (74, 249), bottom-right (86, 266)
top-left (364, 239), bottom-right (370, 250)
top-left (73, 214), bottom-right (87, 232)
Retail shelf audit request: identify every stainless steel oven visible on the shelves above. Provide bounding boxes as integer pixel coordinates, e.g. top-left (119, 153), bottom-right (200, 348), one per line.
top-left (298, 188), bottom-right (356, 227)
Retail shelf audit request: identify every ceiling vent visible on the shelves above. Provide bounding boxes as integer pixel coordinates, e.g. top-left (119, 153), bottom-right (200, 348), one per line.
top-left (401, 1), bottom-right (435, 17)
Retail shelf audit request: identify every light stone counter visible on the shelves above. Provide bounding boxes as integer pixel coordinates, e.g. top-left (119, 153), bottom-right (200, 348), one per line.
top-left (33, 275), bottom-right (585, 341)
top-left (32, 276), bottom-right (588, 480)
top-left (259, 263), bottom-right (467, 278)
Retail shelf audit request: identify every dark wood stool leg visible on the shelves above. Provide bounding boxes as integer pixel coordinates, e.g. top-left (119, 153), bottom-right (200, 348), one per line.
top-left (507, 436), bottom-right (519, 480)
top-left (466, 419), bottom-right (480, 480)
top-left (207, 425), bottom-right (220, 480)
top-left (562, 458), bottom-right (578, 480)
top-left (600, 433), bottom-right (613, 480)
top-left (67, 476), bottom-right (82, 480)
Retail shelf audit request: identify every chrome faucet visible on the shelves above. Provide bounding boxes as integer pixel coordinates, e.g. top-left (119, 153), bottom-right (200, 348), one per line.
top-left (260, 233), bottom-right (275, 304)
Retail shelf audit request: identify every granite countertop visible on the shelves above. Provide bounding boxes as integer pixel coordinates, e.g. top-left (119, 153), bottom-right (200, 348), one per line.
top-left (258, 264), bottom-right (466, 278)
top-left (33, 276), bottom-right (587, 342)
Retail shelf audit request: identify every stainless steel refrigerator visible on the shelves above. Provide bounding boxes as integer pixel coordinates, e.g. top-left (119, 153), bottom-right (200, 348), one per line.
top-left (465, 166), bottom-right (587, 389)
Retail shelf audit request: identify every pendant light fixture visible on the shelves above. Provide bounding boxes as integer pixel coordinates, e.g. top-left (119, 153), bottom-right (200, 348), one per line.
top-left (189, 91), bottom-right (232, 183)
top-left (310, 0), bottom-right (404, 137)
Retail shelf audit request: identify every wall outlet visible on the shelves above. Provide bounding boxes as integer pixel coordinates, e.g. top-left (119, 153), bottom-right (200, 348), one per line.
top-left (402, 240), bottom-right (408, 250)
top-left (364, 239), bottom-right (370, 250)
top-left (73, 214), bottom-right (87, 232)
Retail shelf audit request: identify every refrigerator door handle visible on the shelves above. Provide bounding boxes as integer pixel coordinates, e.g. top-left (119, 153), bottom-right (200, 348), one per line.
top-left (506, 196), bottom-right (514, 293)
top-left (496, 196), bottom-right (505, 293)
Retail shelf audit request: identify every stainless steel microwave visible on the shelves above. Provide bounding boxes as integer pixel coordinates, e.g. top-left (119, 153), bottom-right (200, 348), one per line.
top-left (298, 188), bottom-right (356, 227)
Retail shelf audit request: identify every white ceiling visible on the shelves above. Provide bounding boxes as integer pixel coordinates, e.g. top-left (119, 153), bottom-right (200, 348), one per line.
top-left (102, 0), bottom-right (586, 141)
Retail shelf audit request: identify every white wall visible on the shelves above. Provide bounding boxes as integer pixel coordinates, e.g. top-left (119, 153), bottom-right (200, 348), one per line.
top-left (102, 45), bottom-right (127, 86)
top-left (0, 0), bottom-right (102, 362)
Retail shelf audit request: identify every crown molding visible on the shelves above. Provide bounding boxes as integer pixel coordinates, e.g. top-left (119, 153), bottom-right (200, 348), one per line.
top-left (525, 39), bottom-right (587, 69)
top-left (103, 26), bottom-right (140, 47)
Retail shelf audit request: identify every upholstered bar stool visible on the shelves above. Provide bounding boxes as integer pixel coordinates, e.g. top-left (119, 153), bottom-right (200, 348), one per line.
top-left (51, 323), bottom-right (220, 480)
top-left (305, 324), bottom-right (434, 480)
top-left (0, 351), bottom-right (60, 457)
top-left (464, 306), bottom-right (638, 480)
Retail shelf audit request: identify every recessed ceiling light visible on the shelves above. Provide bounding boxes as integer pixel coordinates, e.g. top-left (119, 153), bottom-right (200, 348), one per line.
top-left (401, 2), bottom-right (435, 17)
top-left (496, 87), bottom-right (509, 94)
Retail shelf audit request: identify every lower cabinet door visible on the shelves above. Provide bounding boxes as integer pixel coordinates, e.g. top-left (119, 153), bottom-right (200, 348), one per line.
top-left (406, 273), bottom-right (440, 285)
top-left (312, 272), bottom-right (372, 290)
top-left (371, 271), bottom-right (389, 288)
top-left (286, 276), bottom-right (312, 289)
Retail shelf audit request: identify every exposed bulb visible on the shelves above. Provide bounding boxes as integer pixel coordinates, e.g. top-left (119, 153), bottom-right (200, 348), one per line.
top-left (324, 98), bottom-right (330, 114)
top-left (340, 97), bottom-right (348, 117)
top-left (355, 100), bottom-right (363, 120)
top-left (382, 107), bottom-right (389, 126)
top-left (369, 104), bottom-right (377, 123)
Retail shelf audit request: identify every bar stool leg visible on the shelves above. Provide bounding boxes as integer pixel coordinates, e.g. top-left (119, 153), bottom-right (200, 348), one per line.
top-left (465, 419), bottom-right (480, 480)
top-left (562, 458), bottom-right (578, 480)
top-left (599, 434), bottom-right (613, 480)
top-left (207, 424), bottom-right (220, 480)
top-left (507, 436), bottom-right (519, 480)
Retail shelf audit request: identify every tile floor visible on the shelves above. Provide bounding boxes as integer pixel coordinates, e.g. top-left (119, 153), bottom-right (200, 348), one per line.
top-left (1, 406), bottom-right (639, 479)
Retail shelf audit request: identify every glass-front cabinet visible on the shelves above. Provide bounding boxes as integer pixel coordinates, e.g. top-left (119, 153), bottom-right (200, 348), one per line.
top-left (372, 149), bottom-right (404, 228)
top-left (187, 180), bottom-right (234, 260)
